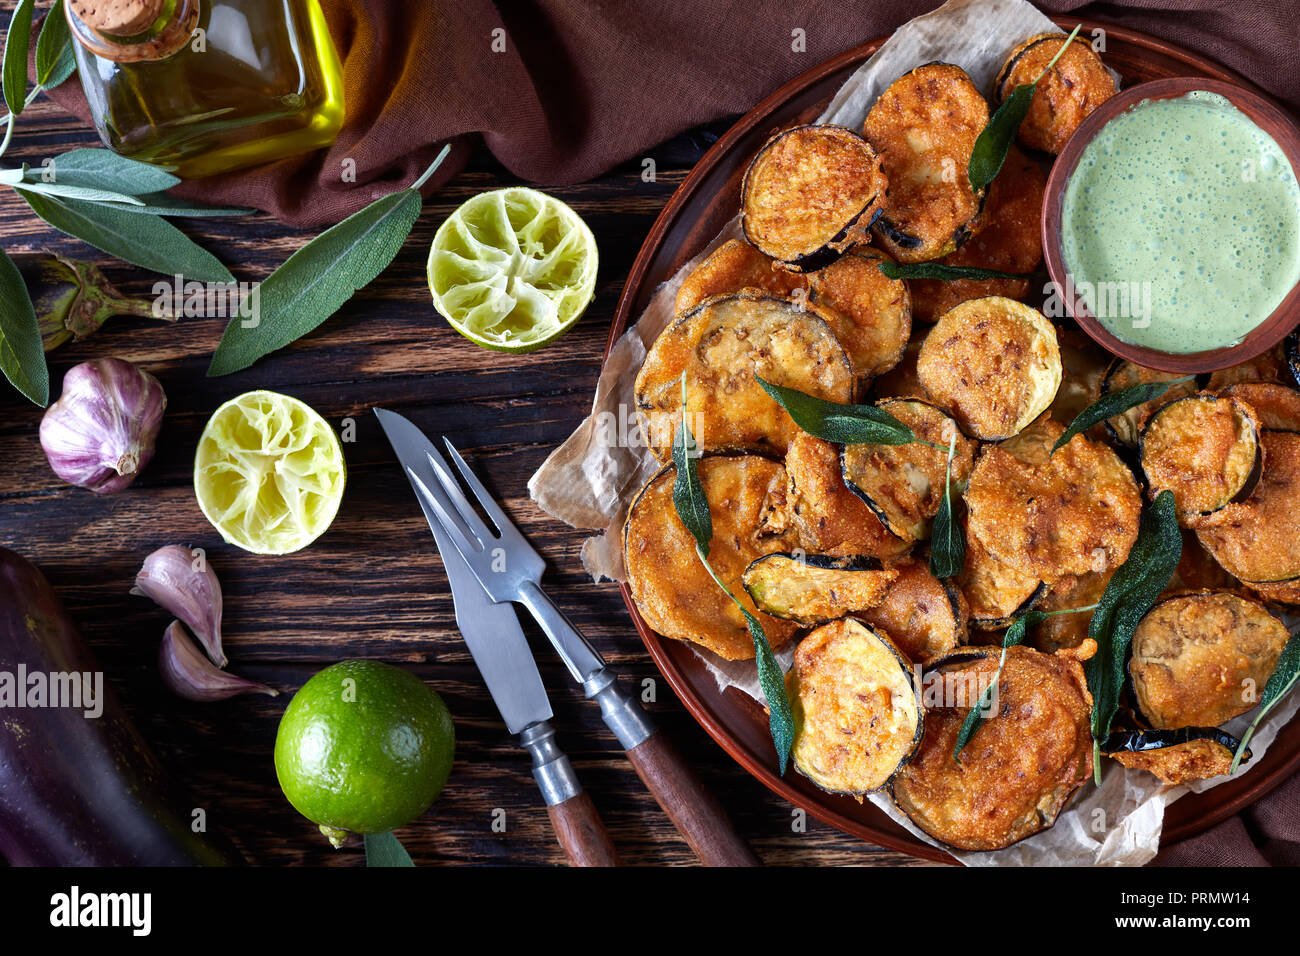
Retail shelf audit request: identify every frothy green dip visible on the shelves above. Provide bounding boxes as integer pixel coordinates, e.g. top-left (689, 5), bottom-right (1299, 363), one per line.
top-left (1061, 91), bottom-right (1300, 354)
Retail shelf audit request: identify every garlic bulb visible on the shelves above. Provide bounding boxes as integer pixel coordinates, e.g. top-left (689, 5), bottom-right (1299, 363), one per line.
top-left (160, 621), bottom-right (277, 702)
top-left (39, 358), bottom-right (166, 494)
top-left (132, 545), bottom-right (226, 667)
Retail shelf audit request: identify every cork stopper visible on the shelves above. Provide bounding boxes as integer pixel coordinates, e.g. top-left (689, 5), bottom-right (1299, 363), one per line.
top-left (68, 0), bottom-right (166, 36)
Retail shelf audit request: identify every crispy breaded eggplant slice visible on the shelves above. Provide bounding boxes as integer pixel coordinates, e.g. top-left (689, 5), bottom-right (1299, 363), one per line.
top-left (917, 297), bottom-right (1061, 440)
top-left (856, 559), bottom-right (969, 660)
top-left (1206, 343), bottom-right (1288, 391)
top-left (1101, 728), bottom-right (1251, 785)
top-left (1031, 570), bottom-right (1112, 653)
top-left (891, 646), bottom-right (1093, 851)
top-left (741, 554), bottom-right (898, 627)
top-left (862, 63), bottom-right (989, 263)
top-left (674, 238), bottom-right (809, 317)
top-left (623, 455), bottom-right (799, 661)
top-left (841, 399), bottom-right (977, 542)
top-left (787, 619), bottom-right (923, 795)
top-left (1220, 382), bottom-right (1300, 433)
top-left (807, 249), bottom-right (912, 379)
top-left (740, 125), bottom-right (887, 271)
top-left (1129, 591), bottom-right (1289, 729)
top-left (959, 536), bottom-right (1047, 629)
top-left (1099, 358), bottom-right (1202, 447)
top-left (1197, 432), bottom-right (1300, 600)
top-left (909, 146), bottom-right (1045, 324)
top-left (784, 433), bottom-right (912, 559)
top-left (995, 32), bottom-right (1117, 155)
top-left (965, 420), bottom-right (1142, 583)
top-left (1139, 394), bottom-right (1262, 525)
top-left (635, 291), bottom-right (855, 461)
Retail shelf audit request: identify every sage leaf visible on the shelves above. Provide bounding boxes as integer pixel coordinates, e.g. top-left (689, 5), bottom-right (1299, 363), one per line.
top-left (19, 190), bottom-right (234, 283)
top-left (1085, 490), bottom-right (1181, 784)
top-left (1052, 375), bottom-right (1196, 454)
top-left (969, 24), bottom-right (1082, 192)
top-left (363, 831), bottom-right (414, 867)
top-left (756, 375), bottom-right (920, 446)
top-left (878, 261), bottom-right (1035, 282)
top-left (929, 435), bottom-right (964, 579)
top-left (671, 377), bottom-right (712, 554)
top-left (0, 247), bottom-right (48, 405)
top-left (28, 147), bottom-right (179, 194)
top-left (34, 0), bottom-right (74, 90)
top-left (953, 609), bottom-right (1044, 760)
top-left (112, 193), bottom-right (254, 217)
top-left (2, 0), bottom-right (34, 115)
top-left (15, 180), bottom-right (147, 205)
top-left (1232, 630), bottom-right (1300, 774)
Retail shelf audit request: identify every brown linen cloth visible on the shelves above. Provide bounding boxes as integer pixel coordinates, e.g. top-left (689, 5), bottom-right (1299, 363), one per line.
top-left (38, 0), bottom-right (1300, 865)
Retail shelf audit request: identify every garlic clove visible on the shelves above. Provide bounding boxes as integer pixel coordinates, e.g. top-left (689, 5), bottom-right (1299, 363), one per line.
top-left (159, 621), bottom-right (277, 702)
top-left (131, 545), bottom-right (226, 667)
top-left (39, 358), bottom-right (166, 494)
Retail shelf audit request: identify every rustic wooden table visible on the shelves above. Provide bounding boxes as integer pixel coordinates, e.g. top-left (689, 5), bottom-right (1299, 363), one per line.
top-left (0, 83), bottom-right (931, 866)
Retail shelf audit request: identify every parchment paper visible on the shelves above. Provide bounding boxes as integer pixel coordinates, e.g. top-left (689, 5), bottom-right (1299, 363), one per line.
top-left (528, 0), bottom-right (1300, 866)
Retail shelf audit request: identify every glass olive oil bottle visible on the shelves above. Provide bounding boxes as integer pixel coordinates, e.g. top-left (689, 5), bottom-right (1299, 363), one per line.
top-left (67, 0), bottom-right (344, 178)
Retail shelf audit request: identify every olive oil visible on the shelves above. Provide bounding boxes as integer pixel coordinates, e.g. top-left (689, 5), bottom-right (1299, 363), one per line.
top-left (69, 0), bottom-right (344, 178)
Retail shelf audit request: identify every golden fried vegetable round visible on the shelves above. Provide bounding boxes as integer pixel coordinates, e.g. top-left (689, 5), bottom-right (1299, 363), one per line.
top-left (1219, 382), bottom-right (1300, 433)
top-left (807, 249), bottom-right (912, 379)
top-left (674, 238), bottom-right (808, 317)
top-left (1031, 570), bottom-right (1112, 653)
top-left (855, 559), bottom-right (969, 661)
top-left (624, 455), bottom-right (799, 661)
top-left (1129, 591), bottom-right (1290, 729)
top-left (862, 63), bottom-right (990, 263)
top-left (741, 554), bottom-right (898, 627)
top-left (917, 297), bottom-right (1061, 440)
top-left (1102, 728), bottom-right (1251, 785)
top-left (891, 646), bottom-right (1093, 851)
top-left (959, 535), bottom-right (1046, 629)
top-left (1098, 359), bottom-right (1200, 447)
top-left (1205, 344), bottom-right (1288, 391)
top-left (741, 125), bottom-right (887, 270)
top-left (995, 32), bottom-right (1117, 154)
top-left (787, 619), bottom-right (923, 795)
top-left (635, 291), bottom-right (854, 460)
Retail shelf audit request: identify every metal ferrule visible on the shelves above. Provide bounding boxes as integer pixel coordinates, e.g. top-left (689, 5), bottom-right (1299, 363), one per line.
top-left (520, 721), bottom-right (581, 806)
top-left (583, 667), bottom-right (655, 750)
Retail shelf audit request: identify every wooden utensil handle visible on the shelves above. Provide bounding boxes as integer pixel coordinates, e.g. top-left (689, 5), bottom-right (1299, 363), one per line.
top-left (626, 730), bottom-right (760, 866)
top-left (546, 791), bottom-right (621, 866)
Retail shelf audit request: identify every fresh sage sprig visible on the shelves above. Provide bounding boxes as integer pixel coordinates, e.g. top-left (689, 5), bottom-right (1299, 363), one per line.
top-left (929, 434), bottom-right (964, 579)
top-left (2, 0), bottom-right (35, 118)
top-left (0, 246), bottom-right (47, 405)
top-left (1052, 375), bottom-right (1196, 453)
top-left (673, 376), bottom-right (794, 774)
top-left (969, 24), bottom-right (1083, 192)
top-left (1231, 631), bottom-right (1300, 774)
top-left (877, 261), bottom-right (1036, 282)
top-left (363, 831), bottom-right (415, 867)
top-left (33, 0), bottom-right (74, 92)
top-left (1085, 490), bottom-right (1181, 785)
top-left (208, 144), bottom-right (451, 376)
top-left (755, 375), bottom-right (943, 448)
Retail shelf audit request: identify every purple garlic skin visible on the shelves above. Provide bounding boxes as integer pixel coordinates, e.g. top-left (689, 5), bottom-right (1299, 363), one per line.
top-left (132, 545), bottom-right (226, 667)
top-left (160, 621), bottom-right (277, 702)
top-left (39, 358), bottom-right (166, 494)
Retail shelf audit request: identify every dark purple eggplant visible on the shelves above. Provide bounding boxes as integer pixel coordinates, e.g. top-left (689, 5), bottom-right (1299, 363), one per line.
top-left (0, 547), bottom-right (242, 865)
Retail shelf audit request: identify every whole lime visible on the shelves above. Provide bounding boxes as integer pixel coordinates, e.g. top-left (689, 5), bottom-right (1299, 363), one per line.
top-left (274, 660), bottom-right (454, 846)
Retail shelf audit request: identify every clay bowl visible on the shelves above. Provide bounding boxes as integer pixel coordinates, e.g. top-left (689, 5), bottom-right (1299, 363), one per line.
top-left (1042, 77), bottom-right (1300, 373)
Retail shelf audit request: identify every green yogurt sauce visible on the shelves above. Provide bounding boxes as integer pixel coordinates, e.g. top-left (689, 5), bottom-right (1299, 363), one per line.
top-left (1061, 91), bottom-right (1300, 354)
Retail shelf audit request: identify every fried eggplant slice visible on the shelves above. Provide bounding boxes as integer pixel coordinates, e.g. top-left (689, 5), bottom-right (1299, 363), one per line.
top-left (1139, 394), bottom-right (1262, 525)
top-left (1129, 591), bottom-right (1290, 729)
top-left (784, 433), bottom-right (913, 559)
top-left (855, 558), bottom-right (969, 661)
top-left (1164, 528), bottom-right (1233, 596)
top-left (959, 535), bottom-right (1047, 630)
top-left (1206, 343), bottom-right (1288, 391)
top-left (674, 238), bottom-right (809, 317)
top-left (623, 455), bottom-right (799, 661)
top-left (917, 297), bottom-right (1061, 440)
top-left (741, 554), bottom-right (898, 627)
top-left (965, 419), bottom-right (1142, 583)
top-left (891, 646), bottom-right (1093, 851)
top-left (1099, 358), bottom-right (1201, 447)
top-left (1197, 432), bottom-right (1300, 600)
top-left (1031, 570), bottom-right (1112, 653)
top-left (787, 619), bottom-right (923, 795)
top-left (807, 249), bottom-right (912, 379)
top-left (1220, 382), bottom-right (1300, 433)
top-left (862, 63), bottom-right (989, 263)
top-left (995, 32), bottom-right (1117, 155)
top-left (909, 145), bottom-right (1045, 323)
top-left (740, 124), bottom-right (887, 271)
top-left (635, 291), bottom-right (855, 461)
top-left (1102, 727), bottom-right (1251, 784)
top-left (841, 399), bottom-right (977, 542)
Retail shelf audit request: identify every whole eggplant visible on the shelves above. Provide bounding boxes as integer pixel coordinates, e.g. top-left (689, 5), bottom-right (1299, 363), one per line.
top-left (0, 547), bottom-right (243, 865)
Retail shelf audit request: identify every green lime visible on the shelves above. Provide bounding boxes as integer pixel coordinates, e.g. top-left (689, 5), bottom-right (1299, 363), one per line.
top-left (274, 660), bottom-right (455, 846)
top-left (427, 186), bottom-right (598, 353)
top-left (194, 390), bottom-right (346, 555)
